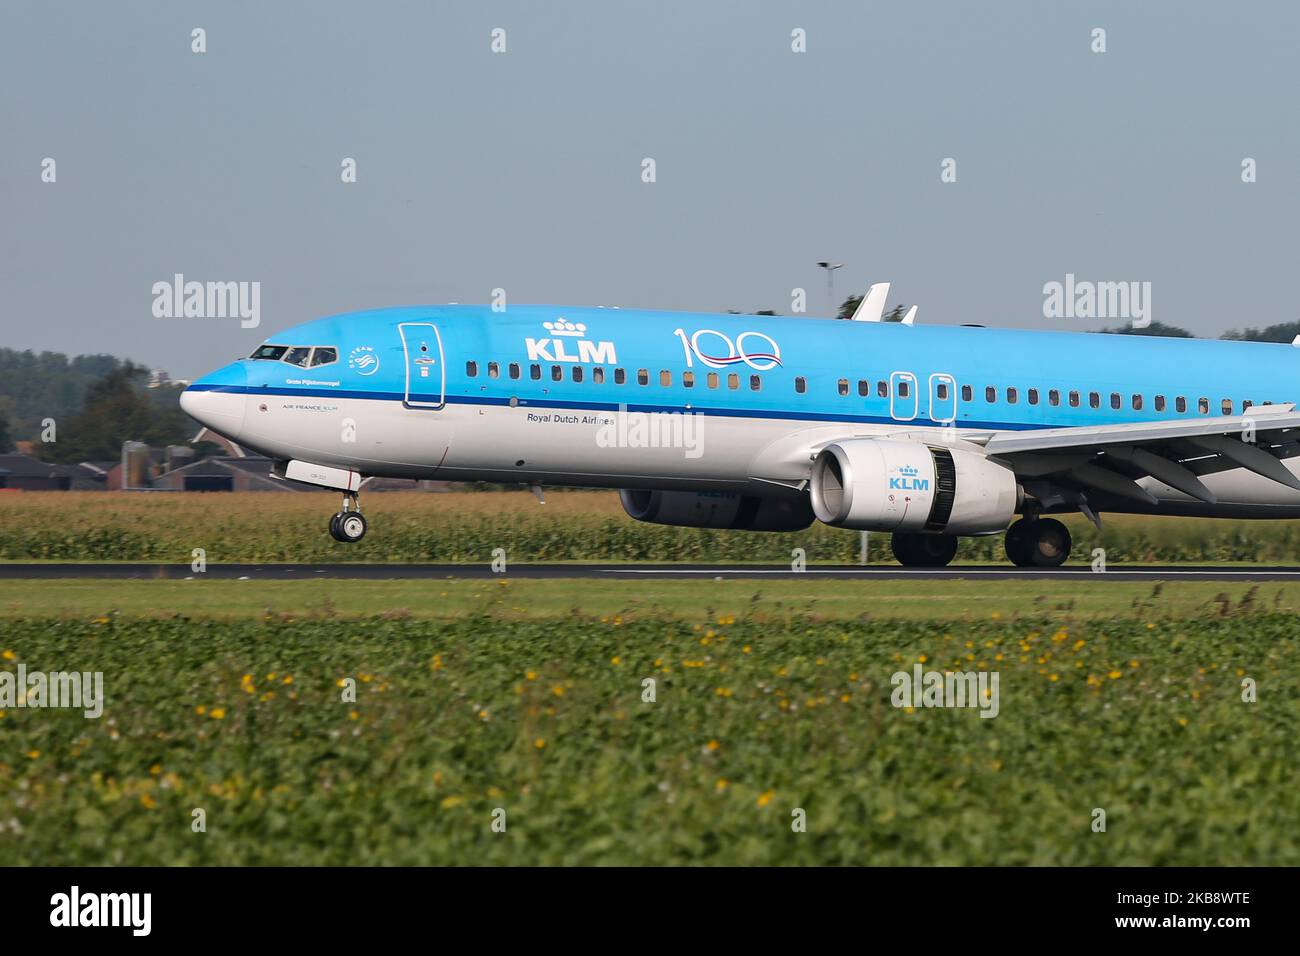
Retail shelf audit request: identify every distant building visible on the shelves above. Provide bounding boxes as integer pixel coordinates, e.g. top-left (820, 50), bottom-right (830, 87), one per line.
top-left (151, 456), bottom-right (314, 492)
top-left (0, 454), bottom-right (73, 491)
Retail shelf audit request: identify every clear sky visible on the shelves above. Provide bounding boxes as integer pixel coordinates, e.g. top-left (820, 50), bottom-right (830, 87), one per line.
top-left (2, 1), bottom-right (1297, 378)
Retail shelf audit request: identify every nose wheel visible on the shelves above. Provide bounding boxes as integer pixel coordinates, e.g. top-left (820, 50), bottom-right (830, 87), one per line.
top-left (329, 493), bottom-right (368, 543)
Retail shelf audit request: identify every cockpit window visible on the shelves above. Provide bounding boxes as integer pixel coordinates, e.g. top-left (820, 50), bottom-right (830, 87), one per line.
top-left (250, 344), bottom-right (339, 367)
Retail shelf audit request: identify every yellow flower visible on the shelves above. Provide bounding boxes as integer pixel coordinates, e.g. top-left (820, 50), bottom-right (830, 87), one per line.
top-left (149, 764), bottom-right (161, 776)
top-left (741, 645), bottom-right (751, 654)
top-left (1, 649), bottom-right (15, 661)
top-left (715, 778), bottom-right (729, 792)
top-left (917, 654), bottom-right (928, 663)
top-left (525, 670), bottom-right (538, 680)
top-left (610, 656), bottom-right (621, 665)
top-left (534, 738), bottom-right (546, 749)
top-left (140, 793), bottom-right (157, 809)
top-left (194, 705), bottom-right (206, 715)
top-left (281, 675), bottom-right (293, 685)
top-left (1177, 717), bottom-right (1189, 727)
top-left (26, 749), bottom-right (40, 759)
top-left (348, 710), bottom-right (359, 720)
top-left (209, 707), bottom-right (226, 719)
top-left (551, 685), bottom-right (565, 697)
top-left (705, 739), bottom-right (720, 751)
top-left (1108, 670), bottom-right (1122, 680)
top-left (756, 789), bottom-right (775, 808)
top-left (440, 795), bottom-right (464, 809)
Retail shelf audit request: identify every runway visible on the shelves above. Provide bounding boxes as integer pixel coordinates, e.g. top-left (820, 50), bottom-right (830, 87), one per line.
top-left (3, 563), bottom-right (1300, 581)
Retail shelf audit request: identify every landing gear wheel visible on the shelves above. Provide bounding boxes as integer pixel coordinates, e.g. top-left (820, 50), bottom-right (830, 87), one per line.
top-left (1004, 517), bottom-right (1071, 567)
top-left (890, 532), bottom-right (959, 568)
top-left (335, 511), bottom-right (368, 543)
top-left (328, 512), bottom-right (346, 541)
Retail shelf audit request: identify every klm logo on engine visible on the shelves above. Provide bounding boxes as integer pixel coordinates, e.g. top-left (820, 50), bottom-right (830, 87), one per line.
top-left (889, 464), bottom-right (929, 491)
top-left (526, 318), bottom-right (617, 364)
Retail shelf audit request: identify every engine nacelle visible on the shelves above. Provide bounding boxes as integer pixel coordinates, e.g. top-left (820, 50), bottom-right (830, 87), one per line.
top-left (809, 439), bottom-right (1018, 534)
top-left (619, 489), bottom-right (815, 532)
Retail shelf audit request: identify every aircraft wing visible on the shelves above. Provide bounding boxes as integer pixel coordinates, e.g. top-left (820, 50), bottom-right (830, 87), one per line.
top-left (978, 404), bottom-right (1300, 507)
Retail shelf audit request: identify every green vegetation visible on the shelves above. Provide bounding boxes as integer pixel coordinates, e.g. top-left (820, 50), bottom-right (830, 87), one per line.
top-left (1, 577), bottom-right (1296, 622)
top-left (5, 491), bottom-right (1300, 564)
top-left (1, 590), bottom-right (1294, 865)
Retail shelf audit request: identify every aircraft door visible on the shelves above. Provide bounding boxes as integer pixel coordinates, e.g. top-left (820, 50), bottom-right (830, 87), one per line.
top-left (889, 371), bottom-right (918, 421)
top-left (399, 322), bottom-right (445, 409)
top-left (929, 372), bottom-right (957, 423)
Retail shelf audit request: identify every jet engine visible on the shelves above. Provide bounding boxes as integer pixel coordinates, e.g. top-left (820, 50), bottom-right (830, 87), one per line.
top-left (619, 489), bottom-right (815, 532)
top-left (809, 438), bottom-right (1018, 534)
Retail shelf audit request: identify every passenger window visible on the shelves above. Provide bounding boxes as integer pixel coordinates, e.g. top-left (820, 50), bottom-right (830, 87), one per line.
top-left (727, 373), bottom-right (739, 390)
top-left (308, 347), bottom-right (337, 367)
top-left (1242, 399), bottom-right (1253, 410)
top-left (1221, 399), bottom-right (1233, 415)
top-left (1176, 396), bottom-right (1187, 413)
top-left (660, 370), bottom-right (671, 386)
top-left (1198, 397), bottom-right (1209, 414)
top-left (637, 369), bottom-right (649, 385)
top-left (838, 378), bottom-right (849, 396)
top-left (552, 365), bottom-right (562, 382)
top-left (488, 361), bottom-right (499, 379)
top-left (508, 363), bottom-right (520, 380)
top-left (572, 366), bottom-right (583, 382)
top-left (1154, 395), bottom-right (1165, 412)
top-left (898, 381), bottom-right (909, 398)
top-left (985, 386), bottom-right (996, 403)
top-left (1069, 391), bottom-right (1080, 407)
top-left (284, 347), bottom-right (312, 367)
top-left (1049, 389), bottom-right (1060, 406)
top-left (1027, 388), bottom-right (1037, 405)
top-left (530, 364), bottom-right (541, 380)
top-left (614, 368), bottom-right (626, 384)
top-left (937, 383), bottom-right (950, 400)
top-left (1089, 392), bottom-right (1100, 409)
top-left (593, 367), bottom-right (605, 384)
top-left (682, 370), bottom-right (693, 387)
top-left (1132, 394), bottom-right (1142, 410)
top-left (961, 385), bottom-right (973, 402)
top-left (1006, 387), bottom-right (1018, 404)
top-left (795, 377), bottom-right (807, 394)
top-left (877, 381), bottom-right (888, 398)
top-left (750, 374), bottom-right (761, 391)
top-left (466, 361), bottom-right (478, 377)
top-left (858, 380), bottom-right (869, 397)
top-left (1110, 393), bottom-right (1121, 410)
top-left (707, 372), bottom-right (719, 389)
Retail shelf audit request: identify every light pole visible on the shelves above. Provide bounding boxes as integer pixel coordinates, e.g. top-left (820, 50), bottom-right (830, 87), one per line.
top-left (816, 261), bottom-right (844, 317)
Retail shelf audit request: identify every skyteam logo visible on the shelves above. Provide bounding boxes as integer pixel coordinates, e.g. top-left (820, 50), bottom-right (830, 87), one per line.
top-left (889, 464), bottom-right (929, 491)
top-left (348, 345), bottom-right (380, 376)
top-left (526, 318), bottom-right (617, 364)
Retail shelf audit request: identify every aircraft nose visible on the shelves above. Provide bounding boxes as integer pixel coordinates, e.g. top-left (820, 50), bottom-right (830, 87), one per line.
top-left (180, 362), bottom-right (248, 439)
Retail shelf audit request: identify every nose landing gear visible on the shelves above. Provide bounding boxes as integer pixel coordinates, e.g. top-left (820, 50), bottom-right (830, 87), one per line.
top-left (1004, 517), bottom-right (1071, 567)
top-left (329, 492), bottom-right (368, 543)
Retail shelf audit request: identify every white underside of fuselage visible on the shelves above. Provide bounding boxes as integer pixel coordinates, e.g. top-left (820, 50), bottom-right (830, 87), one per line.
top-left (206, 390), bottom-right (1300, 519)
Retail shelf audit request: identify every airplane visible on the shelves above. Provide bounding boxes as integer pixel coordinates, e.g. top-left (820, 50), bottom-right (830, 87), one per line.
top-left (179, 297), bottom-right (1300, 567)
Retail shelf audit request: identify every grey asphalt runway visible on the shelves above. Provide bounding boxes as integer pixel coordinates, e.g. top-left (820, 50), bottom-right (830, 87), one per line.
top-left (2, 563), bottom-right (1300, 581)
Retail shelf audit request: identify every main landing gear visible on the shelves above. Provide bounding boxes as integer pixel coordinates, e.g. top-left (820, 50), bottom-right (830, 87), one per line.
top-left (890, 532), bottom-right (959, 568)
top-left (329, 492), bottom-right (368, 543)
top-left (1003, 517), bottom-right (1071, 567)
